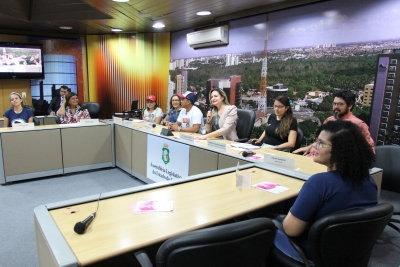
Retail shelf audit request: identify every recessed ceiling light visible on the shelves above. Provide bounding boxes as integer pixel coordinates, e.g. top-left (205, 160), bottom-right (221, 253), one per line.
top-left (112, 0), bottom-right (129, 2)
top-left (112, 28), bottom-right (123, 32)
top-left (138, 12), bottom-right (150, 17)
top-left (152, 22), bottom-right (165, 28)
top-left (59, 26), bottom-right (73, 30)
top-left (196, 11), bottom-right (211, 16)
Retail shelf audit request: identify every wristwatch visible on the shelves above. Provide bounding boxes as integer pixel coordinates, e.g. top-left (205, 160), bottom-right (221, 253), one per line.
top-left (178, 126), bottom-right (182, 132)
top-left (275, 145), bottom-right (279, 149)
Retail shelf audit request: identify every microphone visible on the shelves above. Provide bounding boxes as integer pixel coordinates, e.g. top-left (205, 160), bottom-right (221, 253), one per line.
top-left (73, 193), bottom-right (101, 234)
top-left (206, 105), bottom-right (213, 123)
top-left (74, 212), bottom-right (96, 234)
top-left (152, 124), bottom-right (156, 128)
top-left (242, 151), bottom-right (255, 157)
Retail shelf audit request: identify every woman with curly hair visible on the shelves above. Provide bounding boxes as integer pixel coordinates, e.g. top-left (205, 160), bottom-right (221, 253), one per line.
top-left (249, 95), bottom-right (297, 151)
top-left (273, 120), bottom-right (377, 264)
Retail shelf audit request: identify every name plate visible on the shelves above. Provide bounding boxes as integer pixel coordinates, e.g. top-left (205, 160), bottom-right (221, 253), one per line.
top-left (123, 120), bottom-right (133, 127)
top-left (113, 116), bottom-right (123, 124)
top-left (263, 153), bottom-right (295, 170)
top-left (142, 123), bottom-right (153, 132)
top-left (12, 123), bottom-right (34, 130)
top-left (208, 140), bottom-right (226, 151)
top-left (180, 133), bottom-right (194, 143)
top-left (80, 119), bottom-right (99, 126)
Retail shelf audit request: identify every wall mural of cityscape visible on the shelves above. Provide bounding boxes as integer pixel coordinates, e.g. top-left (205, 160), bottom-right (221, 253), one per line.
top-left (169, 0), bottom-right (400, 145)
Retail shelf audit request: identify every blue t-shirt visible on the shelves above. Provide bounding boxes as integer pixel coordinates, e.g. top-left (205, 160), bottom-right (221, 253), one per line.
top-left (3, 108), bottom-right (33, 127)
top-left (274, 170), bottom-right (377, 263)
top-left (291, 170), bottom-right (377, 222)
top-left (167, 109), bottom-right (181, 123)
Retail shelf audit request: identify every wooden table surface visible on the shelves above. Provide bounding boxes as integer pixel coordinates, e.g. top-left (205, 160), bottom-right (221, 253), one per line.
top-left (49, 166), bottom-right (305, 266)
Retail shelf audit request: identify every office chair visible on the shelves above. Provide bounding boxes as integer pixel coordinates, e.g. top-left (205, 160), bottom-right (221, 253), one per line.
top-left (134, 218), bottom-right (277, 267)
top-left (293, 127), bottom-right (304, 151)
top-left (268, 203), bottom-right (393, 267)
top-left (23, 105), bottom-right (40, 126)
top-left (81, 102), bottom-right (101, 119)
top-left (234, 109), bottom-right (256, 143)
top-left (374, 145), bottom-right (400, 233)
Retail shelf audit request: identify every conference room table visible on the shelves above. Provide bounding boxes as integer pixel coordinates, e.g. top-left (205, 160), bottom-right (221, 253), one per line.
top-left (113, 121), bottom-right (381, 194)
top-left (0, 122), bottom-right (114, 184)
top-left (34, 164), bottom-right (306, 267)
top-left (33, 119), bottom-right (383, 267)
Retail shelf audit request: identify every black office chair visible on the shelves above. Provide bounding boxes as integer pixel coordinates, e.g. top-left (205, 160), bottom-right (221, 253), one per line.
top-left (234, 109), bottom-right (256, 143)
top-left (81, 102), bottom-right (101, 118)
top-left (134, 218), bottom-right (277, 267)
top-left (268, 203), bottom-right (393, 267)
top-left (293, 127), bottom-right (304, 151)
top-left (374, 145), bottom-right (400, 233)
top-left (23, 105), bottom-right (40, 126)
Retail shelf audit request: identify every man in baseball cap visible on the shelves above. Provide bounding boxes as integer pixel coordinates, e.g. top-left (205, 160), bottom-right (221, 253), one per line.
top-left (168, 91), bottom-right (204, 133)
top-left (178, 91), bottom-right (197, 105)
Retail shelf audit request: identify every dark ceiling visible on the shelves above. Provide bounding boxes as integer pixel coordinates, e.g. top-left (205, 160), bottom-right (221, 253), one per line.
top-left (0, 0), bottom-right (324, 39)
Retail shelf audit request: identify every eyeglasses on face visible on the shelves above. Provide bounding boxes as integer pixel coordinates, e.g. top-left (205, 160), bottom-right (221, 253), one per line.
top-left (314, 139), bottom-right (332, 149)
top-left (274, 105), bottom-right (285, 109)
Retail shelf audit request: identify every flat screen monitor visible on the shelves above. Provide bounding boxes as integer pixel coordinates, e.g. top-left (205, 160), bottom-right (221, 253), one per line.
top-left (0, 42), bottom-right (44, 79)
top-left (131, 100), bottom-right (138, 110)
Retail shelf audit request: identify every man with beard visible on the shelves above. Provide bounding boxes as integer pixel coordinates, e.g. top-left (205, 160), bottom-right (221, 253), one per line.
top-left (293, 89), bottom-right (375, 156)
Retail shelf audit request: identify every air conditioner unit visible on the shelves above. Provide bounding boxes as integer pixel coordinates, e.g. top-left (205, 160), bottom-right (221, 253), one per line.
top-left (187, 25), bottom-right (229, 48)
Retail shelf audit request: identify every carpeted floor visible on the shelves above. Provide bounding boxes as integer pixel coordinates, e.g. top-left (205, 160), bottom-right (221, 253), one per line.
top-left (0, 168), bottom-right (145, 267)
top-left (0, 167), bottom-right (399, 267)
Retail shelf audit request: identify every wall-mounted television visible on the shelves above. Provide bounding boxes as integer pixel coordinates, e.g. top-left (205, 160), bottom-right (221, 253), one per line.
top-left (0, 42), bottom-right (44, 79)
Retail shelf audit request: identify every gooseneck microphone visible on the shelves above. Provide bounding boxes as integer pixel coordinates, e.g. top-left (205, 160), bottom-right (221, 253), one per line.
top-left (74, 193), bottom-right (101, 234)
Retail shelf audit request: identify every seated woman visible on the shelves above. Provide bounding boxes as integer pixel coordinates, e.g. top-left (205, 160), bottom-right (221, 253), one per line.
top-left (57, 92), bottom-right (91, 123)
top-left (249, 95), bottom-right (297, 151)
top-left (196, 88), bottom-right (238, 141)
top-left (273, 120), bottom-right (377, 264)
top-left (3, 92), bottom-right (33, 127)
top-left (162, 94), bottom-right (181, 125)
top-left (143, 95), bottom-right (163, 124)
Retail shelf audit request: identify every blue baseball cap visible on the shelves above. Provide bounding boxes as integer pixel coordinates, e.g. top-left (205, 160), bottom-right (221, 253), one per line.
top-left (178, 91), bottom-right (196, 105)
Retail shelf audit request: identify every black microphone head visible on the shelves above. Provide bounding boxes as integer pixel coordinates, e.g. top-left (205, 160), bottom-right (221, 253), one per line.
top-left (74, 222), bottom-right (86, 234)
top-left (242, 151), bottom-right (254, 157)
top-left (152, 124), bottom-right (156, 128)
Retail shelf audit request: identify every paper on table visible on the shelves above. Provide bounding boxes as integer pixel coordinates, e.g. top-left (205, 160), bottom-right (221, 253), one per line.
top-left (131, 200), bottom-right (174, 214)
top-left (253, 181), bottom-right (289, 194)
top-left (230, 143), bottom-right (260, 150)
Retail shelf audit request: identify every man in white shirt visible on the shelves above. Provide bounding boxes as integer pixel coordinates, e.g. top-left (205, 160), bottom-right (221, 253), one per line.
top-left (168, 91), bottom-right (204, 134)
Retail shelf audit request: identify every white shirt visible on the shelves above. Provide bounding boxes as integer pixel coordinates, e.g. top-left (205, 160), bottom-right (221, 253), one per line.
top-left (143, 107), bottom-right (163, 123)
top-left (177, 105), bottom-right (205, 134)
